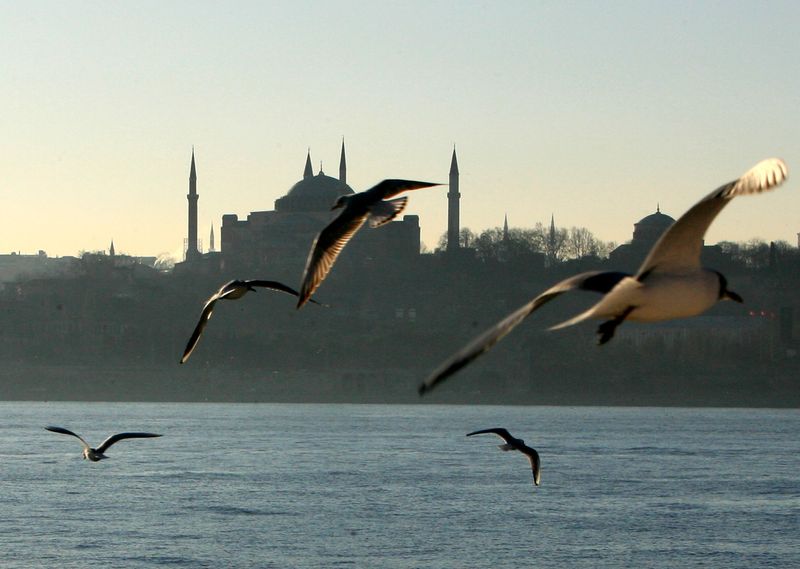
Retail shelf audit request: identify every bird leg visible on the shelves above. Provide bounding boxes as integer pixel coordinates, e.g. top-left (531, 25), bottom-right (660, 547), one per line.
top-left (596, 306), bottom-right (635, 345)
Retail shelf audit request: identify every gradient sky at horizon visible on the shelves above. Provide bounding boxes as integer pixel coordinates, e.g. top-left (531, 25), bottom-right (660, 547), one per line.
top-left (2, 1), bottom-right (798, 259)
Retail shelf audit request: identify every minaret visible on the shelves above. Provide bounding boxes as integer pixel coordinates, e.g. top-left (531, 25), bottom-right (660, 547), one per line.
top-left (339, 139), bottom-right (347, 184)
top-left (186, 148), bottom-right (199, 260)
top-left (547, 214), bottom-right (556, 266)
top-left (209, 224), bottom-right (215, 252)
top-left (503, 214), bottom-right (509, 243)
top-left (447, 147), bottom-right (460, 251)
top-left (109, 240), bottom-right (115, 257)
top-left (303, 149), bottom-right (313, 179)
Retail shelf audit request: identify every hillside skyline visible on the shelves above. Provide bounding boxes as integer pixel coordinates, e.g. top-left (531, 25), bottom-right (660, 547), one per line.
top-left (2, 2), bottom-right (798, 258)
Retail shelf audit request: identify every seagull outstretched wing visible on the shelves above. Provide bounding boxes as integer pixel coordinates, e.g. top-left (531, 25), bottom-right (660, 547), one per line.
top-left (45, 426), bottom-right (90, 450)
top-left (96, 432), bottom-right (162, 453)
top-left (639, 158), bottom-right (788, 275)
top-left (418, 271), bottom-right (629, 395)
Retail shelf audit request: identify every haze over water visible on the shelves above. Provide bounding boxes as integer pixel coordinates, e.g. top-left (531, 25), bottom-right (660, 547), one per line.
top-left (3, 401), bottom-right (797, 568)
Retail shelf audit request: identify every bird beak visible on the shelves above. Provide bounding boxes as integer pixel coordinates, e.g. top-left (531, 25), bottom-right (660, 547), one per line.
top-left (724, 290), bottom-right (744, 303)
top-left (331, 204), bottom-right (342, 211)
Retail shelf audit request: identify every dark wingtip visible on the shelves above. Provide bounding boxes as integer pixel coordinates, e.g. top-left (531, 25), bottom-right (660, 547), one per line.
top-left (417, 383), bottom-right (428, 396)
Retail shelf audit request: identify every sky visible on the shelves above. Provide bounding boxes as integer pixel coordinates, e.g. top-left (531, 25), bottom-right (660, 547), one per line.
top-left (2, 1), bottom-right (798, 259)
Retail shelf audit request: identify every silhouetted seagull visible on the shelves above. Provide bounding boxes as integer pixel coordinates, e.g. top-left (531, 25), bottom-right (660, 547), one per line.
top-left (45, 426), bottom-right (161, 461)
top-left (180, 279), bottom-right (320, 364)
top-left (419, 158), bottom-right (788, 395)
top-left (467, 428), bottom-right (541, 486)
top-left (296, 179), bottom-right (441, 308)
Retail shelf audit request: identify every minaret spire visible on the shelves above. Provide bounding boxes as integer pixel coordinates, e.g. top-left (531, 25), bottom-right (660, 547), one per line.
top-left (503, 214), bottom-right (509, 242)
top-left (109, 239), bottom-right (115, 257)
top-left (339, 138), bottom-right (347, 184)
top-left (447, 146), bottom-right (460, 252)
top-left (186, 148), bottom-right (199, 261)
top-left (547, 214), bottom-right (556, 267)
top-left (303, 149), bottom-right (313, 179)
top-left (209, 224), bottom-right (215, 252)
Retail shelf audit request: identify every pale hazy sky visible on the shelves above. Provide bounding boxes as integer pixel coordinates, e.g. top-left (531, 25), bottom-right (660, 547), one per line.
top-left (2, 1), bottom-right (798, 258)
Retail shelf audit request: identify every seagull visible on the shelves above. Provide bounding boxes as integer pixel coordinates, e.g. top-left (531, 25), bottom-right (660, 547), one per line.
top-left (45, 426), bottom-right (162, 461)
top-left (419, 158), bottom-right (788, 395)
top-left (296, 179), bottom-right (441, 309)
top-left (180, 279), bottom-right (321, 364)
top-left (467, 428), bottom-right (541, 486)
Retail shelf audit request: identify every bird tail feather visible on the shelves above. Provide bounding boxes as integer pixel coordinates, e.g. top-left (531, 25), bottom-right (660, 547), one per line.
top-left (549, 307), bottom-right (595, 331)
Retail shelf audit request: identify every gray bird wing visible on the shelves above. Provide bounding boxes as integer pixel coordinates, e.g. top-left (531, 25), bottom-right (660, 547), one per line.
top-left (523, 446), bottom-right (541, 486)
top-left (638, 158), bottom-right (788, 276)
top-left (45, 426), bottom-right (90, 450)
top-left (363, 179), bottom-right (440, 200)
top-left (95, 432), bottom-right (162, 453)
top-left (244, 280), bottom-right (324, 306)
top-left (367, 197), bottom-right (408, 228)
top-left (466, 427), bottom-right (514, 443)
top-left (180, 295), bottom-right (220, 364)
top-left (297, 210), bottom-right (367, 309)
top-left (418, 271), bottom-right (629, 395)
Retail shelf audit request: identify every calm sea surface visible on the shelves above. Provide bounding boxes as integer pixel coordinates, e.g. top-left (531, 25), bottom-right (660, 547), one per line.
top-left (0, 402), bottom-right (797, 568)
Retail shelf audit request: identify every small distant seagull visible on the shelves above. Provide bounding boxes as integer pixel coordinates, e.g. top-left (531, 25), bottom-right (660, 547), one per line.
top-left (467, 428), bottom-right (541, 486)
top-left (419, 158), bottom-right (788, 395)
top-left (296, 179), bottom-right (441, 309)
top-left (180, 279), bottom-right (321, 364)
top-left (45, 426), bottom-right (161, 461)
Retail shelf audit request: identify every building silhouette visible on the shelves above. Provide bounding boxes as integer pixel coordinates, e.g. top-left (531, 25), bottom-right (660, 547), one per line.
top-left (175, 140), bottom-right (436, 271)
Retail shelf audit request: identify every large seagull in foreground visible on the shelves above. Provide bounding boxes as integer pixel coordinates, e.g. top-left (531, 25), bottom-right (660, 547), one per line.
top-left (180, 279), bottom-right (320, 364)
top-left (467, 428), bottom-right (541, 486)
top-left (296, 179), bottom-right (441, 309)
top-left (45, 426), bottom-right (162, 461)
top-left (419, 158), bottom-right (788, 395)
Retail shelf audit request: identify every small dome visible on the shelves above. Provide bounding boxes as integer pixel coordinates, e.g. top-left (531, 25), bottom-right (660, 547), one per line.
top-left (275, 172), bottom-right (354, 213)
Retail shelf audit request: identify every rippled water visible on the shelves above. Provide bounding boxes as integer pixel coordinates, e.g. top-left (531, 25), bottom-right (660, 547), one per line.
top-left (0, 402), bottom-right (797, 568)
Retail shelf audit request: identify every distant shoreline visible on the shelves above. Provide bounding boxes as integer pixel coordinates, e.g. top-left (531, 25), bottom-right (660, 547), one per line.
top-left (2, 363), bottom-right (797, 408)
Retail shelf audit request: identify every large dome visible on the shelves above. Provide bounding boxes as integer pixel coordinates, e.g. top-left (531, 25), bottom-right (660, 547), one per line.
top-left (633, 208), bottom-right (675, 244)
top-left (275, 172), bottom-right (354, 213)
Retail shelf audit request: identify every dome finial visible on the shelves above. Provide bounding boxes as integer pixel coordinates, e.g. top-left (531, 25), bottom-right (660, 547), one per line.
top-left (657, 203), bottom-right (660, 213)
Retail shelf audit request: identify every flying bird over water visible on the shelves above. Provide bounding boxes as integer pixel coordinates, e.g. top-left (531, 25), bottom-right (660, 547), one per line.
top-left (419, 158), bottom-right (788, 395)
top-left (467, 428), bottom-right (541, 486)
top-left (296, 179), bottom-right (441, 308)
top-left (45, 426), bottom-right (162, 461)
top-left (180, 279), bottom-right (321, 364)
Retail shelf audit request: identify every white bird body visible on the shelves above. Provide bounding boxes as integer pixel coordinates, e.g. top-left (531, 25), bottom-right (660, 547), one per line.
top-left (559, 270), bottom-right (723, 326)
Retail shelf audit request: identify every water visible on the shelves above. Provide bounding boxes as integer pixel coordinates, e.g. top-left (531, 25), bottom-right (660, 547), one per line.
top-left (0, 403), bottom-right (797, 568)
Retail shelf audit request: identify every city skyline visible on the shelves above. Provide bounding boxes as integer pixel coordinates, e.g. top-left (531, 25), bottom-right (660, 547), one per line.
top-left (2, 1), bottom-right (798, 258)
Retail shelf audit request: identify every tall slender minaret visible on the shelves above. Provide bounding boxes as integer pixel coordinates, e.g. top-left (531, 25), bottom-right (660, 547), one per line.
top-left (339, 138), bottom-right (347, 184)
top-left (503, 214), bottom-right (509, 243)
top-left (109, 240), bottom-right (115, 257)
top-left (447, 147), bottom-right (460, 251)
top-left (547, 214), bottom-right (556, 266)
top-left (186, 148), bottom-right (199, 260)
top-left (209, 224), bottom-right (215, 252)
top-left (303, 149), bottom-right (313, 179)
